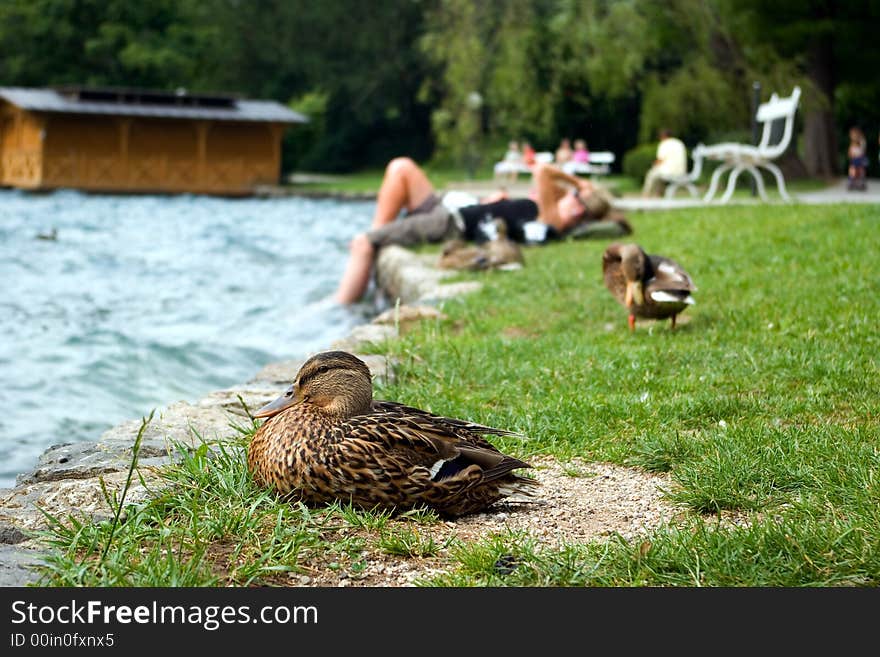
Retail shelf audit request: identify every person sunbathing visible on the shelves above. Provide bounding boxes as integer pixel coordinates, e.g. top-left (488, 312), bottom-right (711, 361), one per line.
top-left (333, 156), bottom-right (615, 304)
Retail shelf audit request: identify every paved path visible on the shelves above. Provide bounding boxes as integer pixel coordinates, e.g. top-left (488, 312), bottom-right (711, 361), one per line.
top-left (446, 177), bottom-right (880, 211)
top-left (792, 177), bottom-right (880, 204)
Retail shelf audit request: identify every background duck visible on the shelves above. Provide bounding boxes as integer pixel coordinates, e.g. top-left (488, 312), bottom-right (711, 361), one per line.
top-left (483, 218), bottom-right (524, 270)
top-left (438, 218), bottom-right (524, 271)
top-left (602, 242), bottom-right (696, 331)
top-left (247, 350), bottom-right (537, 517)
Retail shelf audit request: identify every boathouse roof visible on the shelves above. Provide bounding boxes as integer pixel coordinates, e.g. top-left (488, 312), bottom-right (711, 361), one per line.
top-left (0, 86), bottom-right (308, 124)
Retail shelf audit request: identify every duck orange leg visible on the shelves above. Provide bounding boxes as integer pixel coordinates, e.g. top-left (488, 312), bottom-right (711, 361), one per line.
top-left (628, 313), bottom-right (636, 332)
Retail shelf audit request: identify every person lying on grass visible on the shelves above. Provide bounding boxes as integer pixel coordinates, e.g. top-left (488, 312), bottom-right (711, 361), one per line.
top-left (334, 156), bottom-right (627, 304)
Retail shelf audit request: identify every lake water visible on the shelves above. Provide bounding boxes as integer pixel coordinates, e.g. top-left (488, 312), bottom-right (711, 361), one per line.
top-left (0, 189), bottom-right (378, 488)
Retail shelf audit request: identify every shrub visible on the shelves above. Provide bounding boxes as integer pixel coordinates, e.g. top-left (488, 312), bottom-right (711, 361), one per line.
top-left (623, 143), bottom-right (658, 181)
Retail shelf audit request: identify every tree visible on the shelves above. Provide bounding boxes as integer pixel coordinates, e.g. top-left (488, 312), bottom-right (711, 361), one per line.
top-left (0, 0), bottom-right (216, 89)
top-left (201, 0), bottom-right (437, 171)
top-left (543, 0), bottom-right (748, 153)
top-left (725, 0), bottom-right (880, 176)
top-left (419, 0), bottom-right (490, 172)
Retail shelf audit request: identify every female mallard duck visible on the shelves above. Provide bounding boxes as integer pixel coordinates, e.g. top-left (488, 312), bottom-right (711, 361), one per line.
top-left (247, 350), bottom-right (537, 517)
top-left (438, 219), bottom-right (524, 271)
top-left (602, 242), bottom-right (696, 331)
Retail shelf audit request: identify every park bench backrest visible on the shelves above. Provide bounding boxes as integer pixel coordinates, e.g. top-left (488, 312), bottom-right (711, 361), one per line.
top-left (755, 86), bottom-right (801, 160)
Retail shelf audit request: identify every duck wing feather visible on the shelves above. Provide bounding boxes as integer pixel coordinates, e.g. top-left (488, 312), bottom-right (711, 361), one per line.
top-left (647, 255), bottom-right (696, 293)
top-left (338, 405), bottom-right (531, 484)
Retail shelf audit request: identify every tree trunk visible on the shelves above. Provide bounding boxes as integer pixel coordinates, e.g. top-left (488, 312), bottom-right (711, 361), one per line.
top-left (802, 33), bottom-right (837, 178)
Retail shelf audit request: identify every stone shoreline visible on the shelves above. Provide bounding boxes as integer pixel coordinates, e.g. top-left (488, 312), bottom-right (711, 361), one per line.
top-left (0, 245), bottom-right (480, 585)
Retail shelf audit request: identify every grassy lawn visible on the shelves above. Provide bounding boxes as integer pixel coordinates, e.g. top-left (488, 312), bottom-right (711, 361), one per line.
top-left (283, 165), bottom-right (835, 201)
top-left (34, 201), bottom-right (879, 587)
top-left (285, 163), bottom-right (489, 195)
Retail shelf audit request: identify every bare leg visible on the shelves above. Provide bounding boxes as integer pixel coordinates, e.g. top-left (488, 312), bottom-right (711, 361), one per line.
top-left (642, 167), bottom-right (662, 197)
top-left (334, 234), bottom-right (375, 304)
top-left (334, 157), bottom-right (436, 304)
top-left (370, 157), bottom-right (436, 229)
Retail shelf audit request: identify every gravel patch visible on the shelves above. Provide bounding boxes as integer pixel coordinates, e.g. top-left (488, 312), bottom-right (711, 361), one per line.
top-left (280, 457), bottom-right (686, 587)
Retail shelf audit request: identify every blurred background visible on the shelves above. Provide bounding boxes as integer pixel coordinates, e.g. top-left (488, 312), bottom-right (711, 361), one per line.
top-left (1, 0), bottom-right (878, 184)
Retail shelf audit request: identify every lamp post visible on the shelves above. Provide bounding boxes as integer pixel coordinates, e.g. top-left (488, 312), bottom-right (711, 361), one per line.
top-left (750, 81), bottom-right (761, 196)
top-left (465, 91), bottom-right (483, 180)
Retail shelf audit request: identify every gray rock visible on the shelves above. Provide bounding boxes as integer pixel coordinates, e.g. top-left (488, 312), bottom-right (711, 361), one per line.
top-left (0, 521), bottom-right (28, 544)
top-left (331, 324), bottom-right (397, 353)
top-left (250, 353), bottom-right (394, 388)
top-left (371, 304), bottom-right (447, 332)
top-left (250, 358), bottom-right (307, 384)
top-left (98, 401), bottom-right (241, 450)
top-left (376, 245), bottom-right (480, 304)
top-left (0, 470), bottom-right (162, 535)
top-left (196, 382), bottom-right (286, 418)
top-left (0, 545), bottom-right (44, 586)
top-left (16, 439), bottom-right (172, 486)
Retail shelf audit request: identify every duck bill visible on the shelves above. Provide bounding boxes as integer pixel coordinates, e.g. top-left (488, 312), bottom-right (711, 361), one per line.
top-left (253, 384), bottom-right (298, 419)
top-left (624, 281), bottom-right (644, 307)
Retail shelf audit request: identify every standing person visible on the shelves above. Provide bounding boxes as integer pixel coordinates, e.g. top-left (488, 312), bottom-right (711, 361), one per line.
top-left (555, 138), bottom-right (573, 165)
top-left (572, 139), bottom-right (590, 163)
top-left (333, 157), bottom-right (615, 304)
top-left (642, 128), bottom-right (688, 197)
top-left (847, 126), bottom-right (868, 191)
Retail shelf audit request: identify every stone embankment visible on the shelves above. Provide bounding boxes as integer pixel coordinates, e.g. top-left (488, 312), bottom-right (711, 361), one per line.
top-left (0, 246), bottom-right (474, 585)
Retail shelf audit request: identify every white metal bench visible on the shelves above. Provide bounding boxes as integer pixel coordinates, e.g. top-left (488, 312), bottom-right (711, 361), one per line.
top-left (562, 151), bottom-right (615, 176)
top-left (700, 86), bottom-right (801, 203)
top-left (494, 150), bottom-right (614, 179)
top-left (661, 144), bottom-right (706, 199)
top-left (493, 151), bottom-right (554, 180)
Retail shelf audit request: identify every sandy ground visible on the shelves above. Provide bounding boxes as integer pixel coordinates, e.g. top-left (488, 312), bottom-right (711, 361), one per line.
top-left (277, 457), bottom-right (687, 587)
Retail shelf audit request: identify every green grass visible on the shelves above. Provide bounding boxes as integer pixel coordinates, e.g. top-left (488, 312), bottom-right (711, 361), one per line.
top-left (33, 201), bottom-right (880, 587)
top-left (284, 164), bottom-right (491, 195)
top-left (368, 201), bottom-right (880, 586)
top-left (282, 164), bottom-right (833, 202)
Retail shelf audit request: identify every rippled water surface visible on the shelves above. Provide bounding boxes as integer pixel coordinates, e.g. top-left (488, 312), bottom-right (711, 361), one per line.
top-left (0, 189), bottom-right (376, 487)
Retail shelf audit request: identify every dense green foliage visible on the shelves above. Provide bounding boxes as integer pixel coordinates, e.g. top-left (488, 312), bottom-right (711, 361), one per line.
top-left (1, 1), bottom-right (877, 172)
top-left (622, 142), bottom-right (657, 180)
top-left (35, 202), bottom-right (880, 587)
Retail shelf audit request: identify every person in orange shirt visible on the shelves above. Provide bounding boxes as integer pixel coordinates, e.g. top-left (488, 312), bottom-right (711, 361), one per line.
top-left (522, 141), bottom-right (536, 167)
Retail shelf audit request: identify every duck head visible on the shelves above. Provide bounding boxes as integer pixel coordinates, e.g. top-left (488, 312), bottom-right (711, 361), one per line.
top-left (618, 243), bottom-right (646, 308)
top-left (254, 350), bottom-right (374, 419)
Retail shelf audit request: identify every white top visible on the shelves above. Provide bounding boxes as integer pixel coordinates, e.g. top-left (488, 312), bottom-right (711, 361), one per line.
top-left (656, 137), bottom-right (687, 176)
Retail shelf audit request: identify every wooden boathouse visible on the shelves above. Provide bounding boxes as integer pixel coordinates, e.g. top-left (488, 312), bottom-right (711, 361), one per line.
top-left (0, 86), bottom-right (307, 196)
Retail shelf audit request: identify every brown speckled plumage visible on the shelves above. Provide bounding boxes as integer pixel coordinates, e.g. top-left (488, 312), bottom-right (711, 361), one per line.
top-left (602, 242), bottom-right (696, 331)
top-left (438, 219), bottom-right (524, 271)
top-left (247, 351), bottom-right (537, 517)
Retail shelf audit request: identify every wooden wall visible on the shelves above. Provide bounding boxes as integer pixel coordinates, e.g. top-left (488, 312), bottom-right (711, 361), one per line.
top-left (0, 104), bottom-right (44, 187)
top-left (0, 102), bottom-right (285, 195)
